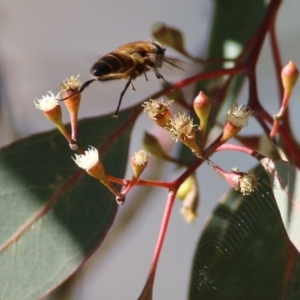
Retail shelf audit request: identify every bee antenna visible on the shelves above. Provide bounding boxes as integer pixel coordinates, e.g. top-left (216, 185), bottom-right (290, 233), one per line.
top-left (59, 79), bottom-right (96, 102)
top-left (113, 78), bottom-right (132, 117)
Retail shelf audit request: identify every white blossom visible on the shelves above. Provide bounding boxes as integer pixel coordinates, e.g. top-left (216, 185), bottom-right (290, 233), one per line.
top-left (226, 103), bottom-right (253, 128)
top-left (73, 146), bottom-right (99, 170)
top-left (131, 150), bottom-right (151, 166)
top-left (35, 91), bottom-right (60, 112)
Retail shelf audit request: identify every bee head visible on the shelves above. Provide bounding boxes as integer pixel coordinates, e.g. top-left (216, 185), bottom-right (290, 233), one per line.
top-left (152, 41), bottom-right (166, 56)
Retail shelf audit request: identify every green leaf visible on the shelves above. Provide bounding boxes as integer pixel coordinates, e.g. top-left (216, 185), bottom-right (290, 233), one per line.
top-left (207, 0), bottom-right (266, 102)
top-left (206, 0), bottom-right (266, 60)
top-left (189, 165), bottom-right (300, 300)
top-left (0, 107), bottom-right (136, 299)
top-left (261, 159), bottom-right (300, 251)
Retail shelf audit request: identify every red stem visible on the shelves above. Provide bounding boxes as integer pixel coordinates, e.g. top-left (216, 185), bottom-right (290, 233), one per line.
top-left (106, 175), bottom-right (174, 190)
top-left (137, 190), bottom-right (177, 300)
top-left (246, 0), bottom-right (282, 68)
top-left (259, 109), bottom-right (300, 165)
top-left (215, 144), bottom-right (266, 161)
top-left (269, 21), bottom-right (284, 99)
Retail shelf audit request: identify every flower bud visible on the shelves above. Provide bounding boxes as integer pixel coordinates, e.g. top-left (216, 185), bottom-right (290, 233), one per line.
top-left (60, 75), bottom-right (82, 141)
top-left (179, 129), bottom-right (201, 156)
top-left (73, 146), bottom-right (124, 202)
top-left (270, 62), bottom-right (299, 138)
top-left (221, 103), bottom-right (253, 143)
top-left (73, 146), bottom-right (105, 178)
top-left (281, 61), bottom-right (299, 93)
top-left (168, 112), bottom-right (201, 156)
top-left (237, 170), bottom-right (258, 196)
top-left (35, 91), bottom-right (73, 144)
top-left (211, 162), bottom-right (258, 196)
top-left (131, 150), bottom-right (151, 180)
top-left (35, 91), bottom-right (61, 122)
top-left (193, 91), bottom-right (211, 135)
top-left (177, 176), bottom-right (199, 223)
top-left (143, 99), bottom-right (173, 128)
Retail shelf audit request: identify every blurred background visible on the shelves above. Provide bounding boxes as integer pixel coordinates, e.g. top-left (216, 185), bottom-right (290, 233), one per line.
top-left (0, 1), bottom-right (299, 299)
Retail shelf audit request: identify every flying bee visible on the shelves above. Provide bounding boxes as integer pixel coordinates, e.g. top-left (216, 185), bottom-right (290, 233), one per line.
top-left (62, 40), bottom-right (183, 116)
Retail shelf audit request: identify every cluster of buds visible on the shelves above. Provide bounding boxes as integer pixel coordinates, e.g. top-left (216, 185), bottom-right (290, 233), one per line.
top-left (143, 99), bottom-right (202, 157)
top-left (35, 75), bottom-right (154, 204)
top-left (142, 92), bottom-right (257, 221)
top-left (35, 74), bottom-right (257, 212)
top-left (73, 146), bottom-right (151, 204)
top-left (143, 93), bottom-right (253, 158)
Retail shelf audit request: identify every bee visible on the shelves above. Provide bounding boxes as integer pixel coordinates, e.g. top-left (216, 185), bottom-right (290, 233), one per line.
top-left (67, 40), bottom-right (182, 116)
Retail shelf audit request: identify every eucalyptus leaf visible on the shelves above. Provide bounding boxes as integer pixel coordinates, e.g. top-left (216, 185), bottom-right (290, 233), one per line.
top-left (0, 106), bottom-right (136, 300)
top-left (261, 158), bottom-right (300, 251)
top-left (189, 165), bottom-right (300, 299)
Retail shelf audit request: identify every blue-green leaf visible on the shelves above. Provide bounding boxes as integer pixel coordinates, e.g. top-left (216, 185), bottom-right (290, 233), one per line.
top-left (0, 106), bottom-right (136, 300)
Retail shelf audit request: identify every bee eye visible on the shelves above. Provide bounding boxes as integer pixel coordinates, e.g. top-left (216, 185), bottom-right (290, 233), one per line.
top-left (152, 42), bottom-right (165, 56)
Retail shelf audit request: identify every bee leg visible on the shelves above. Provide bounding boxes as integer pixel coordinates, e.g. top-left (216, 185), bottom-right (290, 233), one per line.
top-left (59, 79), bottom-right (96, 101)
top-left (113, 78), bottom-right (132, 117)
top-left (130, 82), bottom-right (136, 91)
top-left (153, 69), bottom-right (173, 90)
top-left (79, 79), bottom-right (96, 93)
top-left (144, 73), bottom-right (149, 81)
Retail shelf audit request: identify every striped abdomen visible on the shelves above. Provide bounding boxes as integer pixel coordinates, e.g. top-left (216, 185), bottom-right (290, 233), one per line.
top-left (90, 52), bottom-right (142, 80)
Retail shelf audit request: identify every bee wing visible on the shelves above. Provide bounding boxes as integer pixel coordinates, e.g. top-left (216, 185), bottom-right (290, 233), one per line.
top-left (146, 52), bottom-right (186, 70)
top-left (163, 57), bottom-right (185, 71)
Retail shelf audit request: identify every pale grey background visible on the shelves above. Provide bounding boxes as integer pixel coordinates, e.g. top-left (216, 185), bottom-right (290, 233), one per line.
top-left (0, 1), bottom-right (299, 299)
